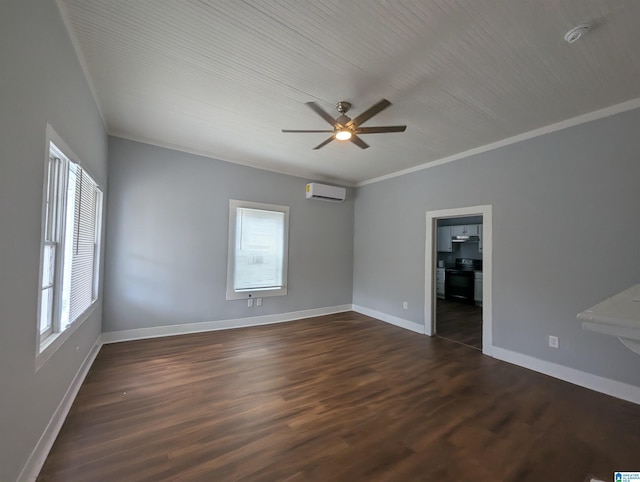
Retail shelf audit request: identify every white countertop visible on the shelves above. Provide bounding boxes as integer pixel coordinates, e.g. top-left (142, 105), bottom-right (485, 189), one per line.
top-left (578, 284), bottom-right (640, 329)
top-left (578, 284), bottom-right (640, 354)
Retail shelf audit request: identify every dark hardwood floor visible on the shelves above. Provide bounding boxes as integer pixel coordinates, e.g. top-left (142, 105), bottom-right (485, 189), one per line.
top-left (436, 298), bottom-right (482, 350)
top-left (38, 312), bottom-right (640, 481)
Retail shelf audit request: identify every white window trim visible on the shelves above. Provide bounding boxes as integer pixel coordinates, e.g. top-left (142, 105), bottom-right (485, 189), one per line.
top-left (36, 306), bottom-right (98, 370)
top-left (226, 199), bottom-right (289, 300)
top-left (35, 125), bottom-right (103, 371)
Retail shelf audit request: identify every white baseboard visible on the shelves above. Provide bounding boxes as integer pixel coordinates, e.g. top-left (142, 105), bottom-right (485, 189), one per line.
top-left (18, 334), bottom-right (103, 482)
top-left (491, 346), bottom-right (640, 405)
top-left (102, 305), bottom-right (353, 343)
top-left (352, 305), bottom-right (425, 334)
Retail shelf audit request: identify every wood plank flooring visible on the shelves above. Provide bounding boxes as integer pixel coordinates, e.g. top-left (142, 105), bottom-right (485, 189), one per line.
top-left (38, 312), bottom-right (640, 481)
top-left (436, 299), bottom-right (483, 350)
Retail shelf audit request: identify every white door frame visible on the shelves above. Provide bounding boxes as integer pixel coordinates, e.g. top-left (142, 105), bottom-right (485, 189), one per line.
top-left (425, 205), bottom-right (493, 356)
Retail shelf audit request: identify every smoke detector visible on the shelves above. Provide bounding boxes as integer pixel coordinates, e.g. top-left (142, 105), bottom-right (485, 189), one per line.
top-left (564, 24), bottom-right (590, 43)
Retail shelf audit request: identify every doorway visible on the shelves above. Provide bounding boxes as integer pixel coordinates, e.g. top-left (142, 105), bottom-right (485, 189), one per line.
top-left (436, 215), bottom-right (483, 349)
top-left (425, 205), bottom-right (492, 356)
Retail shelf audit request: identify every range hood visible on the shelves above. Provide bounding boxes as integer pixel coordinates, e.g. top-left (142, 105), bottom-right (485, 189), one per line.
top-left (452, 235), bottom-right (480, 243)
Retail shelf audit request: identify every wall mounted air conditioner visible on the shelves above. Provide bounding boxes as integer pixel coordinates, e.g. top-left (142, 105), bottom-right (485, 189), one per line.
top-left (305, 183), bottom-right (346, 203)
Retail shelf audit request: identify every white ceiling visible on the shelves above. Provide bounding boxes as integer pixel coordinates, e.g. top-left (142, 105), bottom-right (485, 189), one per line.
top-left (58, 0), bottom-right (640, 185)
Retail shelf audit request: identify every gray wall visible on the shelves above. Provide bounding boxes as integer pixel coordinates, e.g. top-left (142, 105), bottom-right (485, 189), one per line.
top-left (0, 2), bottom-right (108, 480)
top-left (353, 107), bottom-right (640, 387)
top-left (104, 137), bottom-right (354, 332)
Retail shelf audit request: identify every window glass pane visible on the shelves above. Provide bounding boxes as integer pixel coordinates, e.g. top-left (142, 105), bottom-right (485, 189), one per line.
top-left (234, 208), bottom-right (285, 291)
top-left (60, 165), bottom-right (77, 330)
top-left (92, 189), bottom-right (103, 301)
top-left (40, 287), bottom-right (53, 334)
top-left (44, 156), bottom-right (61, 242)
top-left (42, 244), bottom-right (55, 288)
top-left (44, 159), bottom-right (52, 239)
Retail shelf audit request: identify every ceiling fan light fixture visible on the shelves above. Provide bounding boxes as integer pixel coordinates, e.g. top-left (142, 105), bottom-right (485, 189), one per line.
top-left (282, 99), bottom-right (405, 149)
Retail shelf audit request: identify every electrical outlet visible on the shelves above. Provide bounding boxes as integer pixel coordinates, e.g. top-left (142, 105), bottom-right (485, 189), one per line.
top-left (247, 298), bottom-right (254, 307)
top-left (403, 301), bottom-right (408, 310)
top-left (549, 335), bottom-right (559, 348)
top-left (256, 298), bottom-right (262, 307)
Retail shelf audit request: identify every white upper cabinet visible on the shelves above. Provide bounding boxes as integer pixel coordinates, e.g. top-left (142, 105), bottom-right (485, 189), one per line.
top-left (437, 226), bottom-right (452, 252)
top-left (451, 225), bottom-right (479, 237)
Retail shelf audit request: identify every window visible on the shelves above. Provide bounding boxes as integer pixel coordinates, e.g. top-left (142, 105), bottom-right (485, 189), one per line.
top-left (226, 200), bottom-right (289, 300)
top-left (38, 131), bottom-right (103, 360)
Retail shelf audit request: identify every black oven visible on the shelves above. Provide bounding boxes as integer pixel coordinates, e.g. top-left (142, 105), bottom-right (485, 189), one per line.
top-left (445, 258), bottom-right (481, 304)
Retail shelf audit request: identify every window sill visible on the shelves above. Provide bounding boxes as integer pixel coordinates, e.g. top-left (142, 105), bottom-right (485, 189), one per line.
top-left (226, 287), bottom-right (288, 301)
top-left (36, 302), bottom-right (98, 371)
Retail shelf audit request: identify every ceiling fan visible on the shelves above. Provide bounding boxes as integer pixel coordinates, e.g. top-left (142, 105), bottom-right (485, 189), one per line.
top-left (282, 99), bottom-right (406, 150)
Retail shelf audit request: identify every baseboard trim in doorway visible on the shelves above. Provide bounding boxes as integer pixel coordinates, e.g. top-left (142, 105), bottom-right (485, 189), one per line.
top-left (102, 305), bottom-right (353, 344)
top-left (18, 335), bottom-right (103, 482)
top-left (352, 305), bottom-right (425, 334)
top-left (491, 346), bottom-right (640, 405)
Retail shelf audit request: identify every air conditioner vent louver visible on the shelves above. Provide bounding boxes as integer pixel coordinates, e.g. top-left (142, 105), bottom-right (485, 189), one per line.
top-left (305, 183), bottom-right (346, 203)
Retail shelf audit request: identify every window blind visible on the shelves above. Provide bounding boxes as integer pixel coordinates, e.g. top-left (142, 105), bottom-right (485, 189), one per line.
top-left (38, 132), bottom-right (105, 360)
top-left (234, 207), bottom-right (285, 291)
top-left (67, 164), bottom-right (100, 323)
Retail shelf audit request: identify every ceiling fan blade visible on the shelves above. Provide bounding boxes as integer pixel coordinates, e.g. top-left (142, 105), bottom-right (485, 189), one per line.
top-left (354, 125), bottom-right (407, 134)
top-left (350, 134), bottom-right (369, 149)
top-left (282, 129), bottom-right (334, 133)
top-left (306, 102), bottom-right (338, 127)
top-left (313, 136), bottom-right (335, 150)
top-left (347, 99), bottom-right (391, 127)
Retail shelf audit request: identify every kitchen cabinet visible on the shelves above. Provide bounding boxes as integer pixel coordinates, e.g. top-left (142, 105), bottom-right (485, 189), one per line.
top-left (451, 224), bottom-right (479, 237)
top-left (478, 224), bottom-right (483, 252)
top-left (436, 268), bottom-right (445, 299)
top-left (474, 271), bottom-right (483, 305)
top-left (437, 226), bottom-right (452, 252)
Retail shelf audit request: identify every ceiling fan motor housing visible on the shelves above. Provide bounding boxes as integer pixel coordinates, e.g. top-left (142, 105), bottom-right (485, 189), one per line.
top-left (336, 101), bottom-right (351, 114)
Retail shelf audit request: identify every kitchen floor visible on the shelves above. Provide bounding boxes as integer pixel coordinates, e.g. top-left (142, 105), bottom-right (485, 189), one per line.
top-left (436, 299), bottom-right (482, 350)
